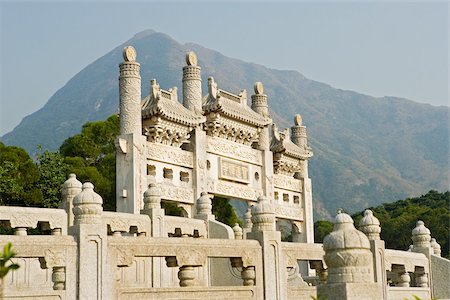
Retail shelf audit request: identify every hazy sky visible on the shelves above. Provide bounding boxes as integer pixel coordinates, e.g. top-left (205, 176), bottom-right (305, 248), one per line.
top-left (0, 1), bottom-right (448, 136)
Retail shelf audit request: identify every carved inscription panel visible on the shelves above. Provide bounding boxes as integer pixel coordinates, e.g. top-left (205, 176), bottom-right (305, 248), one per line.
top-left (219, 158), bottom-right (250, 184)
top-left (207, 137), bottom-right (262, 165)
top-left (146, 143), bottom-right (193, 168)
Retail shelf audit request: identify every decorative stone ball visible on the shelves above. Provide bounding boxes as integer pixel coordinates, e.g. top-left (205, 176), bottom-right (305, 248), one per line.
top-left (63, 173), bottom-right (82, 190)
top-left (430, 238), bottom-right (441, 256)
top-left (324, 211), bottom-right (370, 251)
top-left (233, 223), bottom-right (243, 240)
top-left (251, 196), bottom-right (275, 232)
top-left (322, 211), bottom-right (372, 283)
top-left (143, 183), bottom-right (161, 209)
top-left (411, 220), bottom-right (431, 248)
top-left (72, 182), bottom-right (103, 224)
top-left (196, 192), bottom-right (212, 216)
top-left (359, 209), bottom-right (381, 240)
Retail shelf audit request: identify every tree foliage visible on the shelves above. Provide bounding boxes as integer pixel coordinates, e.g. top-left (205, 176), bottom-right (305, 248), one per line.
top-left (0, 242), bottom-right (20, 297)
top-left (60, 115), bottom-right (119, 210)
top-left (36, 146), bottom-right (68, 208)
top-left (314, 220), bottom-right (333, 243)
top-left (212, 196), bottom-right (242, 227)
top-left (0, 142), bottom-right (43, 206)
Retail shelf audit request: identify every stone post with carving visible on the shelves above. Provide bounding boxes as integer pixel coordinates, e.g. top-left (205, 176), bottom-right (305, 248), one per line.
top-left (61, 173), bottom-right (82, 227)
top-left (182, 51), bottom-right (202, 115)
top-left (318, 211), bottom-right (382, 300)
top-left (116, 46), bottom-right (146, 214)
top-left (251, 82), bottom-right (274, 202)
top-left (70, 182), bottom-right (109, 299)
top-left (247, 196), bottom-right (287, 300)
top-left (359, 209), bottom-right (386, 298)
top-left (291, 114), bottom-right (314, 244)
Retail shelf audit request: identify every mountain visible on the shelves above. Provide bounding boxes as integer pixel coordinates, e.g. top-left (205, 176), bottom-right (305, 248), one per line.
top-left (2, 30), bottom-right (449, 218)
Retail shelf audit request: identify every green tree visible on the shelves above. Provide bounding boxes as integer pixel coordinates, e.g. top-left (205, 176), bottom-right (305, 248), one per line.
top-left (36, 147), bottom-right (68, 208)
top-left (314, 220), bottom-right (333, 243)
top-left (59, 115), bottom-right (119, 210)
top-left (212, 196), bottom-right (242, 227)
top-left (0, 242), bottom-right (20, 297)
top-left (0, 142), bottom-right (43, 206)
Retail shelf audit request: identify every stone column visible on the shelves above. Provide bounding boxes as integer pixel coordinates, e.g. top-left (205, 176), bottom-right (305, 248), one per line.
top-left (318, 211), bottom-right (383, 300)
top-left (359, 209), bottom-right (386, 299)
top-left (61, 173), bottom-right (82, 227)
top-left (70, 182), bottom-right (109, 299)
top-left (251, 82), bottom-right (274, 201)
top-left (116, 46), bottom-right (146, 214)
top-left (247, 196), bottom-right (287, 300)
top-left (182, 51), bottom-right (202, 115)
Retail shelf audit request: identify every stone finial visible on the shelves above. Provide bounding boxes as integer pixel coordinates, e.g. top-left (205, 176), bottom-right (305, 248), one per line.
top-left (195, 192), bottom-right (213, 218)
top-left (254, 82), bottom-right (264, 95)
top-left (323, 211), bottom-right (373, 284)
top-left (359, 209), bottom-right (381, 240)
top-left (233, 223), bottom-right (243, 240)
top-left (411, 220), bottom-right (431, 249)
top-left (251, 196), bottom-right (275, 232)
top-left (430, 238), bottom-right (441, 256)
top-left (123, 46), bottom-right (137, 62)
top-left (61, 173), bottom-right (83, 226)
top-left (72, 182), bottom-right (103, 225)
top-left (186, 51), bottom-right (198, 66)
top-left (244, 207), bottom-right (253, 229)
top-left (294, 114), bottom-right (302, 126)
top-left (143, 183), bottom-right (161, 211)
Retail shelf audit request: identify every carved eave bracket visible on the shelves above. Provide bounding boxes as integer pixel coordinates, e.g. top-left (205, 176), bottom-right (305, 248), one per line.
top-left (202, 77), bottom-right (271, 145)
top-left (141, 79), bottom-right (205, 148)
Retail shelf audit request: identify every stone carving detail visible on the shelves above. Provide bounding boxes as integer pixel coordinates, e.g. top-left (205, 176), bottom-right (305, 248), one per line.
top-left (273, 174), bottom-right (301, 192)
top-left (183, 79), bottom-right (202, 114)
top-left (160, 184), bottom-right (194, 204)
top-left (214, 180), bottom-right (256, 201)
top-left (44, 249), bottom-right (66, 268)
top-left (144, 119), bottom-right (192, 148)
top-left (207, 137), bottom-right (262, 165)
top-left (204, 115), bottom-right (260, 146)
top-left (176, 248), bottom-right (206, 266)
top-left (272, 203), bottom-right (303, 221)
top-left (72, 182), bottom-right (103, 225)
top-left (117, 247), bottom-right (134, 267)
top-left (411, 220), bottom-right (431, 249)
top-left (219, 158), bottom-right (250, 183)
top-left (359, 209), bottom-right (381, 240)
top-left (119, 61), bottom-right (141, 136)
top-left (147, 143), bottom-right (193, 167)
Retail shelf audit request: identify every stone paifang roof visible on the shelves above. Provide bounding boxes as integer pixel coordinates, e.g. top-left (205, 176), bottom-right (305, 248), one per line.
top-left (270, 126), bottom-right (313, 159)
top-left (202, 77), bottom-right (271, 127)
top-left (141, 80), bottom-right (205, 126)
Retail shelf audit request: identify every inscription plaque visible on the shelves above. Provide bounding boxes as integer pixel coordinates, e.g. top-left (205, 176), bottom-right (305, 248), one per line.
top-left (219, 158), bottom-right (250, 184)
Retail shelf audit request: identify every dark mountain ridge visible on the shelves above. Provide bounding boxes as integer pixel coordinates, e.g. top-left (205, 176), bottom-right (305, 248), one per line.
top-left (2, 30), bottom-right (448, 218)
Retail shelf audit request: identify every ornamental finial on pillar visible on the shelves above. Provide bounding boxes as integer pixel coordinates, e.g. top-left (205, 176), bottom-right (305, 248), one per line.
top-left (251, 82), bottom-right (269, 118)
top-left (182, 51), bottom-right (202, 114)
top-left (73, 182), bottom-right (103, 225)
top-left (359, 209), bottom-right (381, 240)
top-left (143, 183), bottom-right (161, 211)
top-left (251, 196), bottom-right (275, 232)
top-left (411, 220), bottom-right (431, 249)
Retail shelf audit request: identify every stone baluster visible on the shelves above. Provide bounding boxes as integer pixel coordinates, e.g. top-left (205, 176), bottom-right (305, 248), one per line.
top-left (233, 223), bottom-right (243, 240)
top-left (242, 206), bottom-right (253, 238)
top-left (392, 265), bottom-right (410, 287)
top-left (61, 173), bottom-right (82, 227)
top-left (414, 266), bottom-right (428, 287)
top-left (411, 220), bottom-right (433, 257)
top-left (178, 266), bottom-right (196, 287)
top-left (241, 266), bottom-right (256, 286)
top-left (251, 196), bottom-right (275, 232)
top-left (14, 227), bottom-right (27, 236)
top-left (310, 260), bottom-right (327, 284)
top-left (52, 266), bottom-right (65, 290)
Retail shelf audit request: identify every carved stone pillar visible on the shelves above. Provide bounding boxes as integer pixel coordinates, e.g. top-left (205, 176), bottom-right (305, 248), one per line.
top-left (61, 173), bottom-right (82, 227)
top-left (233, 223), bottom-right (243, 240)
top-left (116, 45), bottom-right (146, 214)
top-left (178, 266), bottom-right (196, 287)
top-left (415, 266), bottom-right (428, 287)
top-left (52, 266), bottom-right (65, 290)
top-left (119, 46), bottom-right (141, 136)
top-left (241, 266), bottom-right (256, 286)
top-left (182, 51), bottom-right (202, 114)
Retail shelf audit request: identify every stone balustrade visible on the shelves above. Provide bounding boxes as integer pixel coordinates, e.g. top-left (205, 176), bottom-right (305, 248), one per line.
top-left (102, 211), bottom-right (151, 236)
top-left (0, 206), bottom-right (67, 235)
top-left (163, 215), bottom-right (207, 238)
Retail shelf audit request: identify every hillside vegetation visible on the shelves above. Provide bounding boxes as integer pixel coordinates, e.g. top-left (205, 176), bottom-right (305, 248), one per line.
top-left (315, 190), bottom-right (450, 259)
top-left (2, 30), bottom-right (448, 218)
